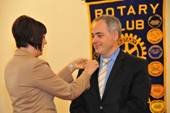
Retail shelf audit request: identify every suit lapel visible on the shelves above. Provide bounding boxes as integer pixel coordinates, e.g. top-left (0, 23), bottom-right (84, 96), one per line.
top-left (90, 69), bottom-right (100, 96)
top-left (102, 50), bottom-right (125, 99)
top-left (85, 55), bottom-right (99, 98)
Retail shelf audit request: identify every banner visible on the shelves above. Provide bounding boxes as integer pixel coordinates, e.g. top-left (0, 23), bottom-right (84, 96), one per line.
top-left (85, 0), bottom-right (166, 112)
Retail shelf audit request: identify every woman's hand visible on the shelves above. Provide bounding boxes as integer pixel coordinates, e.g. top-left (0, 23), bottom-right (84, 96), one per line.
top-left (68, 58), bottom-right (99, 74)
top-left (83, 60), bottom-right (99, 75)
top-left (68, 58), bottom-right (87, 72)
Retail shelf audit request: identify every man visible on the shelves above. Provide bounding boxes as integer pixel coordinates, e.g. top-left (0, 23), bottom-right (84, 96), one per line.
top-left (70, 15), bottom-right (151, 113)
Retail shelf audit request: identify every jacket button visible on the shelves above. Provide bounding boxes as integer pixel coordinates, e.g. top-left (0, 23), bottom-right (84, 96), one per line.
top-left (99, 106), bottom-right (103, 110)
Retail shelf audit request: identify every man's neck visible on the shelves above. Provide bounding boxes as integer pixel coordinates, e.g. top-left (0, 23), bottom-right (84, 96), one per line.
top-left (102, 46), bottom-right (119, 58)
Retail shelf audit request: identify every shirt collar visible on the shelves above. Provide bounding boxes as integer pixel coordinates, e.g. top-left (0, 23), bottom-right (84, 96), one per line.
top-left (100, 48), bottom-right (120, 64)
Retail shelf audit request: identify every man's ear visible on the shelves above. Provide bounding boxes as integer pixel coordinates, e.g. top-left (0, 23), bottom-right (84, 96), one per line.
top-left (112, 31), bottom-right (119, 41)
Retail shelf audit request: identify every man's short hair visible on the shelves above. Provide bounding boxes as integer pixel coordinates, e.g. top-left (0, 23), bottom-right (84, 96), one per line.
top-left (92, 15), bottom-right (122, 35)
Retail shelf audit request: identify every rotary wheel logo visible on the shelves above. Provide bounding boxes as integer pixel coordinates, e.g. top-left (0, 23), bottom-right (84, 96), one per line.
top-left (118, 33), bottom-right (147, 59)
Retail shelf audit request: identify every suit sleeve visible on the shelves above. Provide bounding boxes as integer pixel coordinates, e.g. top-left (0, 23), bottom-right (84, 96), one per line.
top-left (32, 60), bottom-right (91, 100)
top-left (119, 60), bottom-right (151, 113)
top-left (56, 65), bottom-right (74, 83)
top-left (70, 69), bottom-right (88, 113)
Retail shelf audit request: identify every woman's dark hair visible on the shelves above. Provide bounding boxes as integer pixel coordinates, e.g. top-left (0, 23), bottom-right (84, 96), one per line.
top-left (12, 15), bottom-right (47, 51)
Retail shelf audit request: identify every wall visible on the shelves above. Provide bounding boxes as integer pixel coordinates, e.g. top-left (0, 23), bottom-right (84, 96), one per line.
top-left (0, 0), bottom-right (90, 113)
top-left (0, 0), bottom-right (169, 113)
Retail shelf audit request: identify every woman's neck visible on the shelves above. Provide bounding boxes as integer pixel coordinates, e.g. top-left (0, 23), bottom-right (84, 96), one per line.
top-left (20, 45), bottom-right (40, 57)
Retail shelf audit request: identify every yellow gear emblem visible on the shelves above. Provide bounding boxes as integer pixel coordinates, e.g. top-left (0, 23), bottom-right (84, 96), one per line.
top-left (118, 33), bottom-right (147, 59)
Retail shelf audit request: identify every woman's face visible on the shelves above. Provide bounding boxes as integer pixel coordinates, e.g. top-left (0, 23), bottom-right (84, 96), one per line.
top-left (42, 35), bottom-right (47, 50)
top-left (36, 35), bottom-right (47, 57)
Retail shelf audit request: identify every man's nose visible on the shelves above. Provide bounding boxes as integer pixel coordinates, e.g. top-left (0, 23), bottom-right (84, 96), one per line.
top-left (92, 36), bottom-right (97, 43)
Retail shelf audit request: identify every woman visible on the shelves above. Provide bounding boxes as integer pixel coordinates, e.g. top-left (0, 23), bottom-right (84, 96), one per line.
top-left (4, 15), bottom-right (98, 113)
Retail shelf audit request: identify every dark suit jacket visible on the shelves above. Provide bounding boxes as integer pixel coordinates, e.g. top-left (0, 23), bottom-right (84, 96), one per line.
top-left (70, 50), bottom-right (151, 113)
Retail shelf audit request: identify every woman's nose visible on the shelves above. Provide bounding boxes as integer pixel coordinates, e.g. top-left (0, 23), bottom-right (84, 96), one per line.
top-left (44, 39), bottom-right (47, 45)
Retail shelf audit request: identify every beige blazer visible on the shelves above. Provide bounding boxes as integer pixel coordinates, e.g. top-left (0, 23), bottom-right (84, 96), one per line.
top-left (5, 49), bottom-right (90, 113)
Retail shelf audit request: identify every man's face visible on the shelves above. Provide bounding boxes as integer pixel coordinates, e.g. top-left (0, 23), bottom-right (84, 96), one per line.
top-left (92, 20), bottom-right (118, 57)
